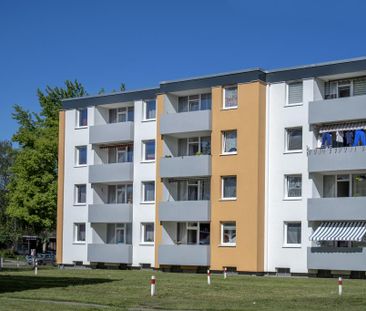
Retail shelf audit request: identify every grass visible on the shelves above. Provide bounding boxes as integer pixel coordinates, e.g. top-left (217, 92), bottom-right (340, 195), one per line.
top-left (0, 268), bottom-right (366, 310)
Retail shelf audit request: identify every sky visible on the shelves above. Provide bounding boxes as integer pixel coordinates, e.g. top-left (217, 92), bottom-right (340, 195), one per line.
top-left (1, 0), bottom-right (366, 141)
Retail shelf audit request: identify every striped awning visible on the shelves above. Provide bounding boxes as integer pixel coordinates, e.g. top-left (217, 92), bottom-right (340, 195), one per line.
top-left (319, 122), bottom-right (366, 133)
top-left (310, 221), bottom-right (366, 242)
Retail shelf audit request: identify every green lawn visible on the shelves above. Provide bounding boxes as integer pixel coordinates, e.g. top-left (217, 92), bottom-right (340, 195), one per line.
top-left (0, 268), bottom-right (365, 310)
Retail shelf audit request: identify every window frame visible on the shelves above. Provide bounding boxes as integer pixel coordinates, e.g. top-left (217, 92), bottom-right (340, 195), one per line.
top-left (178, 93), bottom-right (212, 112)
top-left (221, 130), bottom-right (238, 155)
top-left (141, 222), bottom-right (155, 244)
top-left (283, 222), bottom-right (302, 248)
top-left (115, 223), bottom-right (127, 244)
top-left (221, 222), bottom-right (236, 246)
top-left (221, 176), bottom-right (237, 200)
top-left (223, 86), bottom-right (238, 110)
top-left (285, 127), bottom-right (303, 153)
top-left (108, 184), bottom-right (133, 204)
top-left (75, 145), bottom-right (87, 166)
top-left (76, 108), bottom-right (88, 128)
top-left (143, 99), bottom-right (156, 121)
top-left (74, 223), bottom-right (86, 243)
top-left (286, 81), bottom-right (303, 106)
top-left (142, 140), bottom-right (156, 162)
top-left (142, 181), bottom-right (155, 203)
top-left (284, 174), bottom-right (302, 200)
top-left (74, 184), bottom-right (87, 205)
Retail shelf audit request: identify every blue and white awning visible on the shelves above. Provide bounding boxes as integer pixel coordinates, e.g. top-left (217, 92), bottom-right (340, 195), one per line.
top-left (310, 221), bottom-right (366, 242)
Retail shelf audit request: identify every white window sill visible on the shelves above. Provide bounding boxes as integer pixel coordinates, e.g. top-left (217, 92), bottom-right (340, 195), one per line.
top-left (73, 203), bottom-right (87, 207)
top-left (284, 103), bottom-right (303, 108)
top-left (141, 201), bottom-right (155, 205)
top-left (220, 152), bottom-right (237, 156)
top-left (75, 126), bottom-right (88, 130)
top-left (283, 197), bottom-right (302, 201)
top-left (142, 119), bottom-right (156, 123)
top-left (222, 106), bottom-right (238, 111)
top-left (219, 244), bottom-right (236, 247)
top-left (282, 244), bottom-right (301, 248)
top-left (141, 160), bottom-right (155, 164)
top-left (220, 198), bottom-right (237, 201)
top-left (73, 242), bottom-right (86, 245)
top-left (74, 165), bottom-right (87, 168)
top-left (139, 242), bottom-right (154, 246)
top-left (283, 150), bottom-right (303, 155)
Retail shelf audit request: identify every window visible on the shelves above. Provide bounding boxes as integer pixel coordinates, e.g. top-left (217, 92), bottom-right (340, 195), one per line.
top-left (224, 86), bottom-right (238, 109)
top-left (74, 223), bottom-right (86, 243)
top-left (178, 94), bottom-right (211, 112)
top-left (115, 223), bottom-right (126, 244)
top-left (75, 184), bottom-right (86, 204)
top-left (176, 178), bottom-right (210, 201)
top-left (178, 136), bottom-right (211, 156)
top-left (142, 140), bottom-right (155, 161)
top-left (177, 222), bottom-right (210, 245)
top-left (221, 176), bottom-right (237, 200)
top-left (221, 222), bottom-right (236, 246)
top-left (144, 99), bottom-right (156, 120)
top-left (222, 130), bottom-right (237, 154)
top-left (287, 81), bottom-right (303, 105)
top-left (286, 127), bottom-right (302, 151)
top-left (141, 223), bottom-right (154, 243)
top-left (285, 175), bottom-right (302, 199)
top-left (325, 77), bottom-right (366, 99)
top-left (109, 107), bottom-right (134, 123)
top-left (77, 108), bottom-right (88, 127)
top-left (323, 174), bottom-right (366, 198)
top-left (352, 174), bottom-right (366, 197)
top-left (108, 145), bottom-right (133, 163)
top-left (284, 222), bottom-right (301, 246)
top-left (76, 146), bottom-right (87, 166)
top-left (142, 181), bottom-right (155, 203)
top-left (107, 223), bottom-right (131, 244)
top-left (108, 184), bottom-right (133, 204)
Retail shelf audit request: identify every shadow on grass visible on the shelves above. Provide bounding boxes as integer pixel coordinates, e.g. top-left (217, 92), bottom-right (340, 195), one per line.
top-left (0, 274), bottom-right (113, 294)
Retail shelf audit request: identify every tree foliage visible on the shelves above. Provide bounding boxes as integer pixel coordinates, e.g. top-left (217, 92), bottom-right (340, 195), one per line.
top-left (7, 80), bottom-right (87, 234)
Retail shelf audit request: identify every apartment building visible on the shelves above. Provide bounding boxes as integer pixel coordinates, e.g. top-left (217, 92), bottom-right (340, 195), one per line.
top-left (57, 57), bottom-right (366, 276)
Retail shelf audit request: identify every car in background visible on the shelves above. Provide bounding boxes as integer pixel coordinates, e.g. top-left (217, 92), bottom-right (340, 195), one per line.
top-left (25, 253), bottom-right (56, 266)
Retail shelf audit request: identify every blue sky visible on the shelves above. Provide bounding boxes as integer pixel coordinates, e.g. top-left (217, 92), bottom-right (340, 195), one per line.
top-left (1, 0), bottom-right (366, 141)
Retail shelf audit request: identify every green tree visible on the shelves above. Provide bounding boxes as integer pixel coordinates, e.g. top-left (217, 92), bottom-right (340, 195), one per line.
top-left (7, 80), bottom-right (87, 236)
top-left (0, 141), bottom-right (17, 248)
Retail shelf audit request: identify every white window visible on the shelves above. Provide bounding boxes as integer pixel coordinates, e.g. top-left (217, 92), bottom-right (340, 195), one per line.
top-left (141, 223), bottom-right (154, 243)
top-left (285, 127), bottom-right (302, 152)
top-left (178, 94), bottom-right (212, 112)
top-left (221, 222), bottom-right (236, 246)
top-left (77, 108), bottom-right (88, 127)
top-left (287, 81), bottom-right (303, 105)
top-left (223, 86), bottom-right (238, 109)
top-left (115, 223), bottom-right (126, 244)
top-left (142, 181), bottom-right (155, 203)
top-left (144, 99), bottom-right (156, 120)
top-left (178, 136), bottom-right (211, 156)
top-left (75, 146), bottom-right (87, 166)
top-left (221, 176), bottom-right (237, 200)
top-left (177, 179), bottom-right (210, 201)
top-left (74, 223), bottom-right (86, 243)
top-left (285, 175), bottom-right (302, 199)
top-left (108, 184), bottom-right (133, 204)
top-left (75, 184), bottom-right (86, 204)
top-left (284, 222), bottom-right (301, 247)
top-left (109, 107), bottom-right (134, 123)
top-left (142, 140), bottom-right (155, 161)
top-left (222, 130), bottom-right (237, 154)
top-left (108, 145), bottom-right (133, 163)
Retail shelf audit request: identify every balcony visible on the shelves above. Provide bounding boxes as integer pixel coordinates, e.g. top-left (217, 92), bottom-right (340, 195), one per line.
top-left (308, 147), bottom-right (366, 173)
top-left (87, 244), bottom-right (132, 264)
top-left (88, 204), bottom-right (133, 223)
top-left (307, 247), bottom-right (366, 271)
top-left (160, 110), bottom-right (211, 135)
top-left (158, 245), bottom-right (210, 266)
top-left (309, 95), bottom-right (366, 125)
top-left (89, 122), bottom-right (134, 145)
top-left (89, 163), bottom-right (133, 183)
top-left (160, 155), bottom-right (211, 178)
top-left (308, 197), bottom-right (366, 221)
top-left (159, 201), bottom-right (210, 222)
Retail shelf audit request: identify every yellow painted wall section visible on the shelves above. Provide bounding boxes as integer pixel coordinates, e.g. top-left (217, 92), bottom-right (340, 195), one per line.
top-left (56, 111), bottom-right (65, 264)
top-left (210, 82), bottom-right (266, 272)
top-left (154, 94), bottom-right (165, 268)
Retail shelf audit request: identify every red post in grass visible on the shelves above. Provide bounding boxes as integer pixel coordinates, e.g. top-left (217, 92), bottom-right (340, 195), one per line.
top-left (338, 277), bottom-right (343, 296)
top-left (150, 275), bottom-right (156, 296)
top-left (207, 269), bottom-right (211, 285)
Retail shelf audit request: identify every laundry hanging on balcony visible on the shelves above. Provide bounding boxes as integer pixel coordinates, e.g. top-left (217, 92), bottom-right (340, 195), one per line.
top-left (309, 221), bottom-right (366, 241)
top-left (318, 122), bottom-right (366, 133)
